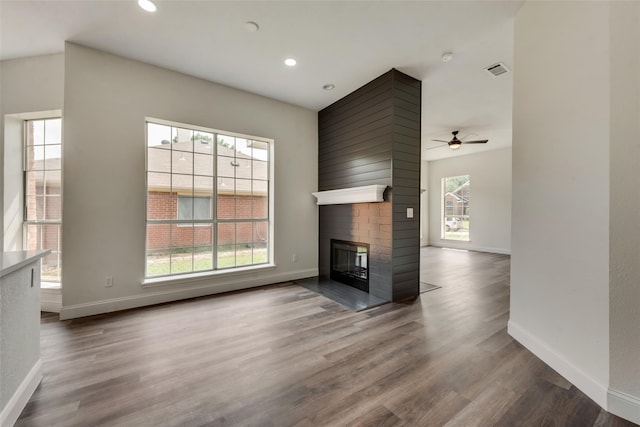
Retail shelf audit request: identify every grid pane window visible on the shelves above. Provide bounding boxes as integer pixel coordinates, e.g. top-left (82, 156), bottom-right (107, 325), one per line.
top-left (24, 118), bottom-right (63, 283)
top-left (442, 175), bottom-right (470, 241)
top-left (145, 121), bottom-right (271, 278)
top-left (177, 196), bottom-right (211, 220)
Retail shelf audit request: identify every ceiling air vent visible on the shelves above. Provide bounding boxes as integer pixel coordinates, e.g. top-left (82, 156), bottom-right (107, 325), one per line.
top-left (485, 62), bottom-right (510, 77)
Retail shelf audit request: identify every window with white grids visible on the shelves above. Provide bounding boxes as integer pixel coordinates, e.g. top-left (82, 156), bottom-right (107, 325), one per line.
top-left (24, 118), bottom-right (63, 283)
top-left (442, 175), bottom-right (470, 241)
top-left (145, 119), bottom-right (272, 278)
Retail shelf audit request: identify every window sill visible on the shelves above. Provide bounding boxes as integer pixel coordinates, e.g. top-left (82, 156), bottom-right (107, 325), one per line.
top-left (141, 263), bottom-right (277, 288)
top-left (41, 281), bottom-right (61, 290)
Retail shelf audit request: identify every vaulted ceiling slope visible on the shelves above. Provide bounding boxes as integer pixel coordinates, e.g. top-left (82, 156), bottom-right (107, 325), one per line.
top-left (1, 1), bottom-right (523, 160)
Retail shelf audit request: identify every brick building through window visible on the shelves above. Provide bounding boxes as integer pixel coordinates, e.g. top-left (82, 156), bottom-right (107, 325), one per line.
top-left (25, 118), bottom-right (62, 283)
top-left (145, 120), bottom-right (271, 277)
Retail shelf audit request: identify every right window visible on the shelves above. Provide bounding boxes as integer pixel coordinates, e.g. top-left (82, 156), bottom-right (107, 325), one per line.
top-left (442, 175), bottom-right (470, 241)
top-left (145, 119), bottom-right (272, 278)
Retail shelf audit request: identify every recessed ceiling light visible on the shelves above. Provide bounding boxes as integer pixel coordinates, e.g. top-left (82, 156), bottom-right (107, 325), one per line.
top-left (138, 0), bottom-right (157, 12)
top-left (244, 21), bottom-right (259, 32)
top-left (284, 58), bottom-right (297, 67)
top-left (322, 84), bottom-right (335, 91)
top-left (441, 52), bottom-right (453, 62)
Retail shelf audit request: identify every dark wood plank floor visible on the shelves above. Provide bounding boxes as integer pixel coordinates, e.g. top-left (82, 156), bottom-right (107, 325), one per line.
top-left (17, 247), bottom-right (636, 426)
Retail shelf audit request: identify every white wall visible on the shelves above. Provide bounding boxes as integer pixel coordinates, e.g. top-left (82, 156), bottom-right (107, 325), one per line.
top-left (420, 160), bottom-right (429, 246)
top-left (0, 54), bottom-right (64, 117)
top-left (609, 1), bottom-right (640, 419)
top-left (3, 116), bottom-right (24, 251)
top-left (510, 0), bottom-right (611, 410)
top-left (1, 54), bottom-right (65, 249)
top-left (59, 43), bottom-right (318, 318)
top-left (428, 148), bottom-right (511, 254)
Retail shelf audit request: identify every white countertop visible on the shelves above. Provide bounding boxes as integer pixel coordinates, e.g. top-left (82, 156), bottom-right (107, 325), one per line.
top-left (0, 250), bottom-right (51, 279)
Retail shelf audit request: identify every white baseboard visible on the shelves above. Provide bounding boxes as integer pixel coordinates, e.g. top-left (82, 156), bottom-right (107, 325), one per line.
top-left (428, 241), bottom-right (511, 255)
top-left (59, 268), bottom-right (318, 320)
top-left (608, 388), bottom-right (640, 425)
top-left (507, 319), bottom-right (609, 409)
top-left (40, 287), bottom-right (61, 313)
top-left (0, 359), bottom-right (43, 427)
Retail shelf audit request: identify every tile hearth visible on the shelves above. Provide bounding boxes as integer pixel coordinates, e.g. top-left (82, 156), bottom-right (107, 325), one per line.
top-left (294, 277), bottom-right (388, 312)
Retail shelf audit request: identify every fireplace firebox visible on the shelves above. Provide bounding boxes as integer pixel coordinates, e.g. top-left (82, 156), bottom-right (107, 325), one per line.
top-left (330, 239), bottom-right (369, 292)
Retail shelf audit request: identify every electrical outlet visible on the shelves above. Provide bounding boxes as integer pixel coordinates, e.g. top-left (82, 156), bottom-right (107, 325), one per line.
top-left (105, 275), bottom-right (113, 287)
top-left (292, 254), bottom-right (299, 263)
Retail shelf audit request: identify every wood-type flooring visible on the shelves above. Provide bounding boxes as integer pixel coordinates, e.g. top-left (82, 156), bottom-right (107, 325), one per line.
top-left (16, 247), bottom-right (636, 426)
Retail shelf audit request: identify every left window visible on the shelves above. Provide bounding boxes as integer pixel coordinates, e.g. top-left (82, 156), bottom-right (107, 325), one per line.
top-left (24, 118), bottom-right (62, 283)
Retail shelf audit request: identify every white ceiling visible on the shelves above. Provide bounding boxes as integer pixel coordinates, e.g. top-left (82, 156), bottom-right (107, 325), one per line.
top-left (0, 0), bottom-right (522, 161)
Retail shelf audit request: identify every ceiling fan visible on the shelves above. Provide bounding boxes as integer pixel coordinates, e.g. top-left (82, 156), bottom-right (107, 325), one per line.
top-left (433, 131), bottom-right (488, 150)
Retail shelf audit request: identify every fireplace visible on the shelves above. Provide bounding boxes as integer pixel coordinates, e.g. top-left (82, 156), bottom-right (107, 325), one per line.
top-left (330, 239), bottom-right (369, 292)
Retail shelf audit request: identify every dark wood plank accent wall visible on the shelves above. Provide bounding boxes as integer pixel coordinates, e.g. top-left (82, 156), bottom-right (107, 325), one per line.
top-left (390, 72), bottom-right (421, 300)
top-left (318, 69), bottom-right (421, 302)
top-left (318, 72), bottom-right (394, 190)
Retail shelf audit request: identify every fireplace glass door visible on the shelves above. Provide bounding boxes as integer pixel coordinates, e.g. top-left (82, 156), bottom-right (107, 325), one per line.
top-left (330, 239), bottom-right (369, 292)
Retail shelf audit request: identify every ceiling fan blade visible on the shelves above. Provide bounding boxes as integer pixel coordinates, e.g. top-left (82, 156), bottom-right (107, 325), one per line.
top-left (461, 139), bottom-right (488, 144)
top-left (432, 139), bottom-right (451, 143)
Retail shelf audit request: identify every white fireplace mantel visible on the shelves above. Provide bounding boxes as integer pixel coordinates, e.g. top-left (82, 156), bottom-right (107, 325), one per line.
top-left (312, 184), bottom-right (387, 205)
